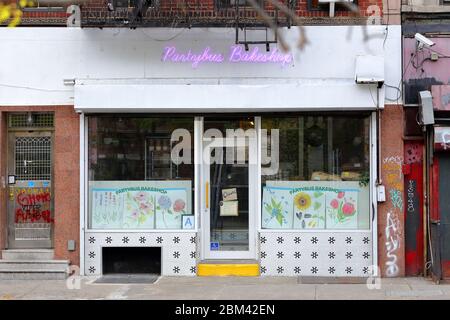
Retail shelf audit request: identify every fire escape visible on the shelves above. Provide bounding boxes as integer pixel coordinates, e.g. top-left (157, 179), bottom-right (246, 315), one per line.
top-left (81, 1), bottom-right (298, 50)
top-left (233, 0), bottom-right (279, 51)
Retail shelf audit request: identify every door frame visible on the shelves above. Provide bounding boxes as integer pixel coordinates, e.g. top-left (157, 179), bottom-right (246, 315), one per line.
top-left (199, 116), bottom-right (259, 260)
top-left (6, 128), bottom-right (54, 249)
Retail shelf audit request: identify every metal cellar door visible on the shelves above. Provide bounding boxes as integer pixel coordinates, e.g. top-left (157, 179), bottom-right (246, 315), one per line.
top-left (7, 129), bottom-right (54, 249)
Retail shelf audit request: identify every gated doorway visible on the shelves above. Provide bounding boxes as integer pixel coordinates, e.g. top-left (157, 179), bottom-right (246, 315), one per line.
top-left (6, 113), bottom-right (54, 249)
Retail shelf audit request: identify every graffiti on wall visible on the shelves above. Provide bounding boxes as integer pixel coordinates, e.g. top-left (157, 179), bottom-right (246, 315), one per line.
top-left (406, 180), bottom-right (416, 214)
top-left (405, 143), bottom-right (423, 164)
top-left (383, 156), bottom-right (404, 206)
top-left (385, 210), bottom-right (401, 277)
top-left (382, 156), bottom-right (404, 277)
top-left (14, 188), bottom-right (53, 223)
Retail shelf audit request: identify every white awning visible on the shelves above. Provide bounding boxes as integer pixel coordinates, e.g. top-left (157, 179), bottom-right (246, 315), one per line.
top-left (74, 79), bottom-right (381, 113)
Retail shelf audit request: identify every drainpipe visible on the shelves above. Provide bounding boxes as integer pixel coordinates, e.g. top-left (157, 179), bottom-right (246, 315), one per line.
top-left (425, 124), bottom-right (441, 282)
top-left (376, 85), bottom-right (382, 187)
top-left (424, 124), bottom-right (434, 279)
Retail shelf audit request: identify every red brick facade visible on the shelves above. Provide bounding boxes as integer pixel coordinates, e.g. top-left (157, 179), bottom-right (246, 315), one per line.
top-left (378, 104), bottom-right (405, 277)
top-left (6, 0), bottom-right (384, 26)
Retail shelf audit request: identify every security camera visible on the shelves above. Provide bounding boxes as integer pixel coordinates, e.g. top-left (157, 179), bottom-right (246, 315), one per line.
top-left (415, 33), bottom-right (435, 49)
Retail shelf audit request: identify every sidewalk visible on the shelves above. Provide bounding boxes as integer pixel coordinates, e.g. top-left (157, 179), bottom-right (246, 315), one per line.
top-left (0, 276), bottom-right (449, 300)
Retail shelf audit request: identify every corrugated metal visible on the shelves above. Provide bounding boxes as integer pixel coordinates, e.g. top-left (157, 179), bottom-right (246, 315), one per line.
top-left (438, 153), bottom-right (450, 278)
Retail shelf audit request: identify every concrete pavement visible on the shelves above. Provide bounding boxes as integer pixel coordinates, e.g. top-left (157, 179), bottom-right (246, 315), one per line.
top-left (0, 276), bottom-right (449, 300)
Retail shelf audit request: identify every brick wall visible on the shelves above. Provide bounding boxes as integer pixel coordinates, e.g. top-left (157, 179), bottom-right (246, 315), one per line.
top-left (12, 0), bottom-right (386, 26)
top-left (53, 107), bottom-right (80, 266)
top-left (378, 104), bottom-right (405, 277)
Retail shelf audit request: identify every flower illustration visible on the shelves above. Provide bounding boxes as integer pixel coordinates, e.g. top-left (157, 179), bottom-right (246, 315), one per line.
top-left (134, 192), bottom-right (148, 202)
top-left (126, 192), bottom-right (155, 226)
top-left (294, 192), bottom-right (311, 211)
top-left (342, 202), bottom-right (356, 216)
top-left (330, 199), bottom-right (339, 209)
top-left (173, 199), bottom-right (186, 213)
top-left (139, 202), bottom-right (150, 210)
top-left (272, 207), bottom-right (281, 217)
top-left (328, 192), bottom-right (357, 223)
top-left (158, 195), bottom-right (172, 210)
top-left (264, 198), bottom-right (285, 226)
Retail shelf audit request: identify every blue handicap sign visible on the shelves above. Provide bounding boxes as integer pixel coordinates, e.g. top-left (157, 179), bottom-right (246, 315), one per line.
top-left (210, 242), bottom-right (219, 251)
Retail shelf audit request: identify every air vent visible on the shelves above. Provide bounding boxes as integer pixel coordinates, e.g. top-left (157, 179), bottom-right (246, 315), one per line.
top-left (8, 113), bottom-right (54, 128)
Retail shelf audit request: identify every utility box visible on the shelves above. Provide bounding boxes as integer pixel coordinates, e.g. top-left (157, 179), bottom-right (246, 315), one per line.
top-left (419, 90), bottom-right (435, 126)
top-left (355, 55), bottom-right (385, 86)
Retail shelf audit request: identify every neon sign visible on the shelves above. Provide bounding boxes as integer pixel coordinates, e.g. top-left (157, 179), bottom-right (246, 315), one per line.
top-left (161, 45), bottom-right (293, 68)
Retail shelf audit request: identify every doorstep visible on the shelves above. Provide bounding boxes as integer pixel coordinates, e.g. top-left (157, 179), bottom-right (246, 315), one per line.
top-left (197, 260), bottom-right (260, 277)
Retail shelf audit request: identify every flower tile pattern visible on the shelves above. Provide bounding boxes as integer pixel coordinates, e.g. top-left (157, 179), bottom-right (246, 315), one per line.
top-left (259, 232), bottom-right (372, 277)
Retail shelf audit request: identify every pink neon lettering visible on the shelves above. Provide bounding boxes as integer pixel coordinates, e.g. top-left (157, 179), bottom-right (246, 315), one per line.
top-left (161, 46), bottom-right (224, 68)
top-left (229, 45), bottom-right (292, 66)
top-left (162, 45), bottom-right (293, 68)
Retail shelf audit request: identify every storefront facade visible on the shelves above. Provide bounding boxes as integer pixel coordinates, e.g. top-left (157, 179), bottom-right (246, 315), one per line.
top-left (0, 25), bottom-right (402, 278)
top-left (81, 113), bottom-right (375, 276)
top-left (402, 21), bottom-right (450, 280)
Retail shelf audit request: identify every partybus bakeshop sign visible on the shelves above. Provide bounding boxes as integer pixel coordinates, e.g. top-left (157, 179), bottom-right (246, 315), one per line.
top-left (161, 45), bottom-right (294, 68)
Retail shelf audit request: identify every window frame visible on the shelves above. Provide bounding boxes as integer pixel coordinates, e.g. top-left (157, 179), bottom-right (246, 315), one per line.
top-left (306, 0), bottom-right (359, 13)
top-left (257, 112), bottom-right (375, 233)
top-left (84, 114), bottom-right (197, 233)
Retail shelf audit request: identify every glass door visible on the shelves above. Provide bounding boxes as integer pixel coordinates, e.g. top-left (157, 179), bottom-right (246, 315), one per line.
top-left (7, 130), bottom-right (54, 248)
top-left (202, 117), bottom-right (257, 259)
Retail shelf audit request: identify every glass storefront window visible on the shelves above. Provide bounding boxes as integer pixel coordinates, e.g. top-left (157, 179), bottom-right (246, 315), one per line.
top-left (88, 116), bottom-right (194, 230)
top-left (261, 115), bottom-right (371, 230)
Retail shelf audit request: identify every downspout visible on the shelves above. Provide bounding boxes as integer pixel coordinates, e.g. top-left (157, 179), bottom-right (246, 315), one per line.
top-left (425, 124), bottom-right (440, 282)
top-left (376, 83), bottom-right (383, 187)
top-left (424, 124), bottom-right (430, 276)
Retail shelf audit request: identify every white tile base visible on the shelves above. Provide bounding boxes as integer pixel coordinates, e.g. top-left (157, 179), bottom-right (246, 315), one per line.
top-left (259, 232), bottom-right (373, 277)
top-left (85, 231), bottom-right (373, 278)
top-left (85, 232), bottom-right (197, 276)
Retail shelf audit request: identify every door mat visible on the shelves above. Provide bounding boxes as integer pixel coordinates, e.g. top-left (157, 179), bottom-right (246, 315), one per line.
top-left (94, 274), bottom-right (160, 284)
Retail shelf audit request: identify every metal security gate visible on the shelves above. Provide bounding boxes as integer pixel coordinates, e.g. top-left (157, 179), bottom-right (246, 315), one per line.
top-left (7, 113), bottom-right (54, 249)
top-left (437, 153), bottom-right (450, 279)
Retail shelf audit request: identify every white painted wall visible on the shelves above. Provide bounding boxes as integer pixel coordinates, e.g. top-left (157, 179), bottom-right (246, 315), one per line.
top-left (0, 26), bottom-right (402, 108)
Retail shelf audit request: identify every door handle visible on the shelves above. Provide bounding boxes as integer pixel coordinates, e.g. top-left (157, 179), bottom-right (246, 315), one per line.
top-left (9, 192), bottom-right (14, 201)
top-left (205, 181), bottom-right (209, 209)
